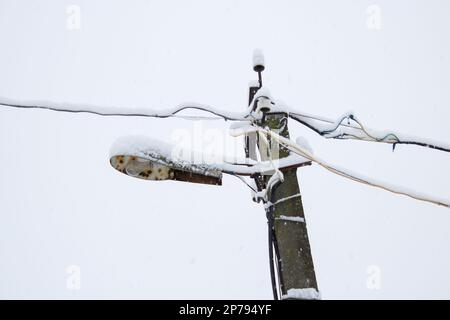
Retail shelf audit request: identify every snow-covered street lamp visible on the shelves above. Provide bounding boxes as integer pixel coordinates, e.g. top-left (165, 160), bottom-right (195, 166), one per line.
top-left (110, 136), bottom-right (223, 186)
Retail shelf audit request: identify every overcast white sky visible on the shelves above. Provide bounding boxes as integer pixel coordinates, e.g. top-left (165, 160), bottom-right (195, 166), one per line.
top-left (0, 0), bottom-right (449, 299)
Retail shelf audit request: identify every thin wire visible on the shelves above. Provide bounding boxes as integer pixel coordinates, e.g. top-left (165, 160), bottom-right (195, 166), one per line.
top-left (289, 112), bottom-right (450, 153)
top-left (230, 173), bottom-right (258, 192)
top-left (271, 226), bottom-right (284, 299)
top-left (267, 217), bottom-right (279, 300)
top-left (289, 112), bottom-right (362, 133)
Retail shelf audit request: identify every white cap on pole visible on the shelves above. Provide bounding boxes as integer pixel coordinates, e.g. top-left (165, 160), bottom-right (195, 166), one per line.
top-left (252, 49), bottom-right (265, 72)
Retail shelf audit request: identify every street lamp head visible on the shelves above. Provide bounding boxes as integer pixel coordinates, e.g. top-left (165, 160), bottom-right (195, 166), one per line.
top-left (110, 154), bottom-right (222, 185)
top-left (110, 155), bottom-right (173, 180)
top-left (109, 136), bottom-right (222, 186)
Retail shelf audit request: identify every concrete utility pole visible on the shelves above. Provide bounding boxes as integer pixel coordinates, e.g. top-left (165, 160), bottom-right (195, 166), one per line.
top-left (247, 51), bottom-right (319, 299)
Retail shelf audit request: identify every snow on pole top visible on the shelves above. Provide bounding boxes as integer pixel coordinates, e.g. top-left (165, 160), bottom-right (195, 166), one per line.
top-left (253, 49), bottom-right (265, 72)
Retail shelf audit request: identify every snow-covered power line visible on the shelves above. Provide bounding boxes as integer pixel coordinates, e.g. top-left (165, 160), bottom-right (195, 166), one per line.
top-left (0, 98), bottom-right (252, 121)
top-left (288, 112), bottom-right (450, 153)
top-left (234, 125), bottom-right (450, 209)
top-left (1, 96), bottom-right (449, 153)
